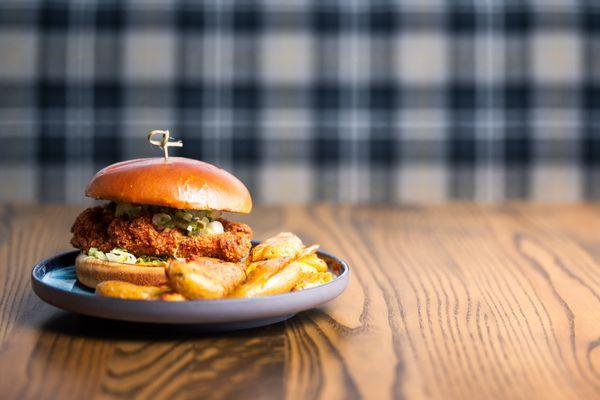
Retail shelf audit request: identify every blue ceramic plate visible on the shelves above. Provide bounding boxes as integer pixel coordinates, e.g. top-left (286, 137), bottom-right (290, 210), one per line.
top-left (31, 245), bottom-right (349, 330)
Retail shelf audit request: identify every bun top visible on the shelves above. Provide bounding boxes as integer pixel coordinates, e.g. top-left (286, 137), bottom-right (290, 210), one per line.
top-left (85, 157), bottom-right (252, 213)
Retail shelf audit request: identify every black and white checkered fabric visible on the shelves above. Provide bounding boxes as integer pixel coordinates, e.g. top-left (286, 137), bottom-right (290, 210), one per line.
top-left (0, 0), bottom-right (598, 204)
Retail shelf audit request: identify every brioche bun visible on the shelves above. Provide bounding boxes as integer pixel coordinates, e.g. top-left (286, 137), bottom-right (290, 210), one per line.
top-left (85, 157), bottom-right (252, 213)
top-left (75, 254), bottom-right (168, 289)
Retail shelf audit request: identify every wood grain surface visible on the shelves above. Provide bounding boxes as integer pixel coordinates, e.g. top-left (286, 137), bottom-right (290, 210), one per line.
top-left (0, 203), bottom-right (599, 400)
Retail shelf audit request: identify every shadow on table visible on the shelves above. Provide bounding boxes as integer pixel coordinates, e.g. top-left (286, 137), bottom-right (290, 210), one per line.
top-left (37, 310), bottom-right (301, 341)
top-left (27, 310), bottom-right (304, 399)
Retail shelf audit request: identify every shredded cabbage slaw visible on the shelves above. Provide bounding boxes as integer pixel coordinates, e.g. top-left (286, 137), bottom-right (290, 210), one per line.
top-left (87, 247), bottom-right (168, 265)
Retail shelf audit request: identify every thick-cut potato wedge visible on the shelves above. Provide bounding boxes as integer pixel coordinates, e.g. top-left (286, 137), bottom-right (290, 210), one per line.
top-left (160, 292), bottom-right (187, 301)
top-left (294, 271), bottom-right (334, 291)
top-left (245, 261), bottom-right (263, 277)
top-left (167, 257), bottom-right (246, 299)
top-left (251, 232), bottom-right (304, 261)
top-left (296, 253), bottom-right (328, 273)
top-left (232, 245), bottom-right (320, 297)
top-left (231, 259), bottom-right (302, 298)
top-left (246, 252), bottom-right (324, 277)
top-left (96, 281), bottom-right (171, 300)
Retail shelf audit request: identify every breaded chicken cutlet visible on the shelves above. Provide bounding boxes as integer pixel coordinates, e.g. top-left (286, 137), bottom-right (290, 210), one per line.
top-left (71, 203), bottom-right (252, 262)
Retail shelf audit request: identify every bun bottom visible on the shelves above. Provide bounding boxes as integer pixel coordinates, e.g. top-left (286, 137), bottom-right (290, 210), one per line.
top-left (75, 254), bottom-right (168, 289)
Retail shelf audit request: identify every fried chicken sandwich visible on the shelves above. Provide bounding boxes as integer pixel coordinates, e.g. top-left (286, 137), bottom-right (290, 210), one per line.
top-left (71, 157), bottom-right (253, 289)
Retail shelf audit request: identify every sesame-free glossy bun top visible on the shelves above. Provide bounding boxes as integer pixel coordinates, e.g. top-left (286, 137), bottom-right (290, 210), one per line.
top-left (85, 157), bottom-right (252, 213)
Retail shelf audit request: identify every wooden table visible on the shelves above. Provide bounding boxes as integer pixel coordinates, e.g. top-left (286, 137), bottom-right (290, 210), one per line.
top-left (0, 204), bottom-right (599, 399)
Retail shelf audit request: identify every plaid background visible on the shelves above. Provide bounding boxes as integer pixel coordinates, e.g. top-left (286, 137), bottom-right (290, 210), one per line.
top-left (0, 0), bottom-right (599, 204)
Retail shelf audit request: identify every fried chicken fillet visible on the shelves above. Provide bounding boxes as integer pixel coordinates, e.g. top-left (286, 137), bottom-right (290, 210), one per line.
top-left (71, 204), bottom-right (252, 262)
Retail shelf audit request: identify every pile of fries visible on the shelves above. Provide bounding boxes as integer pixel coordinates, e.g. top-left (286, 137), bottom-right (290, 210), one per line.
top-left (95, 232), bottom-right (334, 300)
